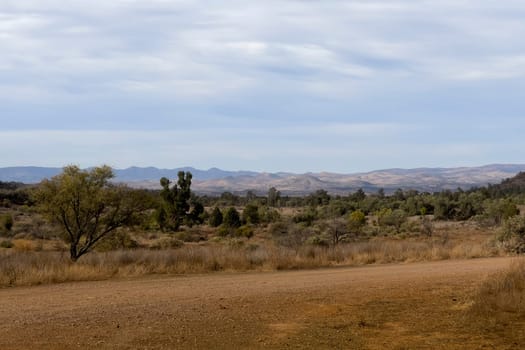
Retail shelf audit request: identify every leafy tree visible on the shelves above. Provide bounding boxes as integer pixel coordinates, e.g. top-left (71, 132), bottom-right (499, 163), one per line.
top-left (242, 203), bottom-right (260, 225)
top-left (34, 165), bottom-right (144, 261)
top-left (348, 210), bottom-right (366, 234)
top-left (158, 171), bottom-right (197, 231)
top-left (327, 217), bottom-right (349, 244)
top-left (209, 207), bottom-right (223, 227)
top-left (483, 198), bottom-right (519, 226)
top-left (377, 208), bottom-right (407, 233)
top-left (305, 189), bottom-right (331, 207)
top-left (258, 206), bottom-right (281, 224)
top-left (498, 216), bottom-right (525, 253)
top-left (223, 207), bottom-right (241, 228)
top-left (351, 188), bottom-right (366, 202)
top-left (188, 201), bottom-right (205, 226)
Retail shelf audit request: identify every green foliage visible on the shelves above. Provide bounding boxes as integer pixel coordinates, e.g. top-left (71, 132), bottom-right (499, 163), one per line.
top-left (33, 165), bottom-right (146, 261)
top-left (306, 235), bottom-right (330, 247)
top-left (258, 206), bottom-right (281, 224)
top-left (242, 203), bottom-right (260, 225)
top-left (188, 201), bottom-right (205, 226)
top-left (95, 230), bottom-right (139, 252)
top-left (209, 207), bottom-right (223, 227)
top-left (223, 207), bottom-right (241, 228)
top-left (433, 196), bottom-right (456, 220)
top-left (498, 216), bottom-right (525, 253)
top-left (348, 210), bottom-right (366, 234)
top-left (237, 225), bottom-right (254, 238)
top-left (175, 228), bottom-right (206, 242)
top-left (0, 240), bottom-right (13, 248)
top-left (293, 208), bottom-right (317, 226)
top-left (158, 172), bottom-right (202, 231)
top-left (326, 218), bottom-right (349, 244)
top-left (306, 189), bottom-right (331, 207)
top-left (1, 214), bottom-right (13, 232)
top-left (483, 199), bottom-right (519, 226)
top-left (377, 208), bottom-right (407, 233)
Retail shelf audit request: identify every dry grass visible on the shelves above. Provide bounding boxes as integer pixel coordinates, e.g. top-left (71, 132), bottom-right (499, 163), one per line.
top-left (0, 238), bottom-right (504, 288)
top-left (470, 258), bottom-right (525, 317)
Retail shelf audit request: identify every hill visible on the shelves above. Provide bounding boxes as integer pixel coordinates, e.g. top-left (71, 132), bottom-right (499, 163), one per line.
top-left (1, 164), bottom-right (525, 195)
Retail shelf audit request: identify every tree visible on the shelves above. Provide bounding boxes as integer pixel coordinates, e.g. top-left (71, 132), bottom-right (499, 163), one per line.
top-left (223, 207), bottom-right (241, 228)
top-left (242, 203), bottom-right (260, 224)
top-left (348, 210), bottom-right (366, 234)
top-left (326, 217), bottom-right (349, 245)
top-left (377, 208), bottom-right (407, 233)
top-left (158, 171), bottom-right (197, 231)
top-left (209, 207), bottom-right (223, 227)
top-left (306, 189), bottom-right (330, 207)
top-left (268, 187), bottom-right (281, 207)
top-left (34, 165), bottom-right (143, 261)
top-left (499, 215), bottom-right (525, 253)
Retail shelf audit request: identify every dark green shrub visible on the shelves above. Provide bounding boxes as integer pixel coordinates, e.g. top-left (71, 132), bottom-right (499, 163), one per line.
top-left (0, 240), bottom-right (13, 248)
top-left (95, 230), bottom-right (139, 252)
top-left (237, 225), bottom-right (254, 238)
top-left (1, 214), bottom-right (13, 232)
top-left (498, 216), bottom-right (525, 253)
top-left (223, 207), bottom-right (241, 228)
top-left (209, 207), bottom-right (223, 227)
top-left (242, 204), bottom-right (259, 225)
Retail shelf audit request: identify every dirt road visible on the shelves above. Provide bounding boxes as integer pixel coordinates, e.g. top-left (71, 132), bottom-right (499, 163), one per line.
top-left (0, 257), bottom-right (521, 349)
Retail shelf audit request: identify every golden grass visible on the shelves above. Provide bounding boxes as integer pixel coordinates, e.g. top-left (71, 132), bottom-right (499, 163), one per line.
top-left (0, 238), bottom-right (505, 288)
top-left (470, 258), bottom-right (525, 317)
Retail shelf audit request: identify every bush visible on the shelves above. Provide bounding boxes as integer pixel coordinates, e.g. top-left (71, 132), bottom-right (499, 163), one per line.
top-left (306, 235), bottom-right (330, 247)
top-left (1, 214), bottom-right (13, 233)
top-left (348, 210), bottom-right (366, 234)
top-left (236, 225), bottom-right (255, 238)
top-left (223, 207), bottom-right (241, 228)
top-left (259, 206), bottom-right (281, 224)
top-left (498, 216), bottom-right (525, 253)
top-left (0, 240), bottom-right (13, 248)
top-left (293, 208), bottom-right (317, 226)
top-left (175, 228), bottom-right (206, 242)
top-left (376, 208), bottom-right (407, 233)
top-left (208, 207), bottom-right (223, 227)
top-left (95, 230), bottom-right (139, 252)
top-left (242, 204), bottom-right (260, 225)
top-left (268, 220), bottom-right (290, 237)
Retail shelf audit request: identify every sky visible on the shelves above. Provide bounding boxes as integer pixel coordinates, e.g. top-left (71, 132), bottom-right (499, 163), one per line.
top-left (1, 0), bottom-right (525, 173)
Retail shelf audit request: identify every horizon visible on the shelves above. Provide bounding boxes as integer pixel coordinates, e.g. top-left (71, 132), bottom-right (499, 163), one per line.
top-left (1, 162), bottom-right (525, 176)
top-left (2, 1), bottom-right (525, 172)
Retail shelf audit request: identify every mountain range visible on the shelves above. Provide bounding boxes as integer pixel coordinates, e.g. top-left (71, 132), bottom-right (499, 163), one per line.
top-left (1, 164), bottom-right (524, 195)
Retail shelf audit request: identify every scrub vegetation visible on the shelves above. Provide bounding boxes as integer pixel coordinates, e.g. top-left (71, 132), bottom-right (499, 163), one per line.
top-left (1, 167), bottom-right (525, 287)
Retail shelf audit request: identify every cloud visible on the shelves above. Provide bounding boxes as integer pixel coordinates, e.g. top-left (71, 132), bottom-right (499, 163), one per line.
top-left (2, 1), bottom-right (525, 171)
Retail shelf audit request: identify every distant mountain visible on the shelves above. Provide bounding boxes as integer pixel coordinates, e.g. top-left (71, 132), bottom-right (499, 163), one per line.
top-left (0, 166), bottom-right (62, 183)
top-left (113, 167), bottom-right (257, 181)
top-left (1, 164), bottom-right (525, 195)
top-left (0, 166), bottom-right (257, 184)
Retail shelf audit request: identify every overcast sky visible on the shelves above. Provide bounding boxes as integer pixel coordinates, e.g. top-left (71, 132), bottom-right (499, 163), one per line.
top-left (1, 0), bottom-right (525, 173)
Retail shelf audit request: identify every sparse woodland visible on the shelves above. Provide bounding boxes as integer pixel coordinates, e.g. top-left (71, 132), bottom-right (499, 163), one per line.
top-left (1, 167), bottom-right (525, 288)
